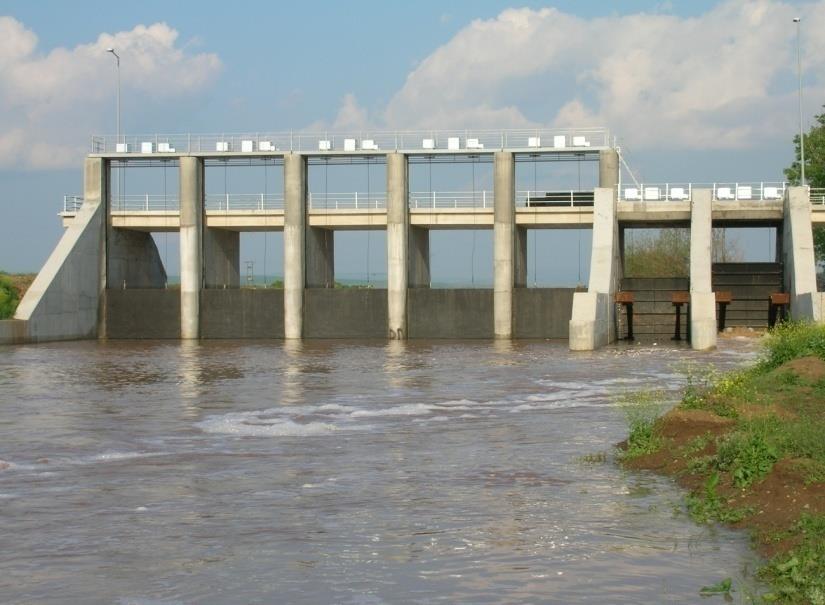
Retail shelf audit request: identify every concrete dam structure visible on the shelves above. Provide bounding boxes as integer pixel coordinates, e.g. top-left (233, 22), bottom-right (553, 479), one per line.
top-left (2, 127), bottom-right (824, 350)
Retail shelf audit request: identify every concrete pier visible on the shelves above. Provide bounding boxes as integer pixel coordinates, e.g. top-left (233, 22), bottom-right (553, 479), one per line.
top-left (493, 151), bottom-right (515, 339)
top-left (569, 187), bottom-right (620, 350)
top-left (598, 149), bottom-right (619, 189)
top-left (203, 229), bottom-right (240, 288)
top-left (284, 154), bottom-right (307, 338)
top-left (689, 189), bottom-right (717, 350)
top-left (783, 186), bottom-right (821, 322)
top-left (387, 152), bottom-right (409, 339)
top-left (179, 156), bottom-right (204, 339)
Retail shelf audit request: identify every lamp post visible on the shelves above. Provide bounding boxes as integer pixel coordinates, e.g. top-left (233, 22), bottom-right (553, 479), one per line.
top-left (106, 47), bottom-right (121, 146)
top-left (793, 17), bottom-right (805, 186)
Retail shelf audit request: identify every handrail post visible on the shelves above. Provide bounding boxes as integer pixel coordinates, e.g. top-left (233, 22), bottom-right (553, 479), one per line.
top-left (355, 191), bottom-right (358, 209)
top-left (226, 192), bottom-right (229, 211)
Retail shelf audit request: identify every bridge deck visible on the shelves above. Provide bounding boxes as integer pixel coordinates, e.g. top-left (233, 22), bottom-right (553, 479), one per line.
top-left (86, 200), bottom-right (825, 232)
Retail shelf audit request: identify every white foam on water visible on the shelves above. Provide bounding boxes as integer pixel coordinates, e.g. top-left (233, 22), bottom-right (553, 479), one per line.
top-left (196, 414), bottom-right (338, 437)
top-left (350, 403), bottom-right (438, 417)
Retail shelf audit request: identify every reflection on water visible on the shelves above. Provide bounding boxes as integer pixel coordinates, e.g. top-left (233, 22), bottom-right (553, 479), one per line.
top-left (0, 338), bottom-right (764, 604)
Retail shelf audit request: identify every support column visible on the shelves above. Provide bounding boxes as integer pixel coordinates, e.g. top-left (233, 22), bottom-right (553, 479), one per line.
top-left (409, 226), bottom-right (430, 288)
top-left (387, 152), bottom-right (409, 338)
top-left (179, 156), bottom-right (203, 339)
top-left (494, 151), bottom-right (515, 338)
top-left (306, 228), bottom-right (334, 288)
top-left (86, 157), bottom-right (109, 338)
top-left (782, 186), bottom-right (821, 322)
top-left (569, 187), bottom-right (620, 350)
top-left (599, 149), bottom-right (620, 190)
top-left (514, 227), bottom-right (528, 288)
top-left (690, 189), bottom-right (717, 350)
top-left (203, 229), bottom-right (240, 288)
top-left (284, 153), bottom-right (307, 338)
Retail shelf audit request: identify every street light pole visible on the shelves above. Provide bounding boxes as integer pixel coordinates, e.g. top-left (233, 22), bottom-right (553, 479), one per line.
top-left (793, 17), bottom-right (805, 186)
top-left (106, 48), bottom-right (121, 145)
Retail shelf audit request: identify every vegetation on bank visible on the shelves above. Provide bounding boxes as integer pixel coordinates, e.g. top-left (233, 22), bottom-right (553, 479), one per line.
top-left (0, 272), bottom-right (35, 319)
top-left (620, 322), bottom-right (825, 604)
top-left (623, 228), bottom-right (742, 277)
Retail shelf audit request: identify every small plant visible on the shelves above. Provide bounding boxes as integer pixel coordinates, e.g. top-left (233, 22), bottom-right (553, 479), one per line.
top-left (699, 577), bottom-right (733, 599)
top-left (716, 429), bottom-right (778, 488)
top-left (617, 390), bottom-right (667, 459)
top-left (759, 322), bottom-right (825, 371)
top-left (760, 515), bottom-right (825, 604)
top-left (686, 472), bottom-right (750, 524)
top-left (576, 451), bottom-right (608, 465)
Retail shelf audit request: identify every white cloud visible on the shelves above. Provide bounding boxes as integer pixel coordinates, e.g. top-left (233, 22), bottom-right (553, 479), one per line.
top-left (335, 1), bottom-right (825, 151)
top-left (0, 18), bottom-right (221, 169)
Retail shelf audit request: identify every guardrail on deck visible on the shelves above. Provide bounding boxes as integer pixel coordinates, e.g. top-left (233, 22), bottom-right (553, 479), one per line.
top-left (90, 127), bottom-right (612, 155)
top-left (618, 182), bottom-right (788, 202)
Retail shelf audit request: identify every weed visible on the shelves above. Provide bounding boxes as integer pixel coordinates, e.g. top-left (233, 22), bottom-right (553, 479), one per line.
top-left (716, 429), bottom-right (778, 488)
top-left (686, 472), bottom-right (750, 524)
top-left (699, 577), bottom-right (734, 598)
top-left (759, 322), bottom-right (825, 371)
top-left (617, 390), bottom-right (667, 459)
top-left (760, 515), bottom-right (825, 604)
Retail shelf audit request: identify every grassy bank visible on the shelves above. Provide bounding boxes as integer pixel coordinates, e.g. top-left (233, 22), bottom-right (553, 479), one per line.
top-left (620, 322), bottom-right (825, 604)
top-left (0, 272), bottom-right (35, 319)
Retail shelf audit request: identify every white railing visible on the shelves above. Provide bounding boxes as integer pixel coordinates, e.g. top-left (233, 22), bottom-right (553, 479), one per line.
top-left (90, 127), bottom-right (612, 155)
top-left (62, 195), bottom-right (84, 213)
top-left (111, 195), bottom-right (180, 211)
top-left (811, 188), bottom-right (825, 205)
top-left (309, 192), bottom-right (386, 209)
top-left (619, 182), bottom-right (788, 202)
top-left (205, 193), bottom-right (284, 211)
top-left (515, 190), bottom-right (594, 207)
top-left (409, 191), bottom-right (493, 209)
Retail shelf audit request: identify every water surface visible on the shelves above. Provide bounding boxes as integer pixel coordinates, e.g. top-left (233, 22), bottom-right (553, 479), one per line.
top-left (0, 338), bottom-right (763, 604)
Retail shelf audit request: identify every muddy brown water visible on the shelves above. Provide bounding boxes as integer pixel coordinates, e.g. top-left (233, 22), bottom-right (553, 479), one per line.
top-left (0, 338), bottom-right (765, 604)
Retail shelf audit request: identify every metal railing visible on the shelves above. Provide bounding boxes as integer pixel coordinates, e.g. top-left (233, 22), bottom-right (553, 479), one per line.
top-left (205, 193), bottom-right (284, 211)
top-left (62, 195), bottom-right (84, 213)
top-left (90, 127), bottom-right (612, 155)
top-left (308, 192), bottom-right (386, 209)
top-left (618, 182), bottom-right (788, 202)
top-left (111, 195), bottom-right (180, 211)
top-left (410, 191), bottom-right (493, 209)
top-left (811, 188), bottom-right (825, 205)
top-left (515, 190), bottom-right (594, 207)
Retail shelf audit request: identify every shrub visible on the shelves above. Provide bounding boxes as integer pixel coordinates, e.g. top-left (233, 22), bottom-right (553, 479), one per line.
top-left (617, 390), bottom-right (667, 458)
top-left (0, 274), bottom-right (20, 319)
top-left (759, 322), bottom-right (825, 371)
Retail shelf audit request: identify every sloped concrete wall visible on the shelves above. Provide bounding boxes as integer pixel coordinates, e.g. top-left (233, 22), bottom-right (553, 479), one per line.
top-left (13, 201), bottom-right (104, 342)
top-left (108, 230), bottom-right (167, 289)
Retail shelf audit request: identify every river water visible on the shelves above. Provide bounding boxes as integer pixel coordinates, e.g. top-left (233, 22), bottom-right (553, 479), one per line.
top-left (0, 338), bottom-right (764, 604)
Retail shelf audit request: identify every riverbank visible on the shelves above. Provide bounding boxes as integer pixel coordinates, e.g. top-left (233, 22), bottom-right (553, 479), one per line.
top-left (0, 272), bottom-right (35, 319)
top-left (620, 322), bottom-right (825, 603)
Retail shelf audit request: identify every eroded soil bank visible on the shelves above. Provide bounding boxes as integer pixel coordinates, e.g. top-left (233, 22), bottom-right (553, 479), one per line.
top-left (621, 324), bottom-right (825, 603)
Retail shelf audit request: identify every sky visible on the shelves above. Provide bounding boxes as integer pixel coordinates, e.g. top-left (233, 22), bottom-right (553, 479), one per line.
top-left (0, 0), bottom-right (821, 284)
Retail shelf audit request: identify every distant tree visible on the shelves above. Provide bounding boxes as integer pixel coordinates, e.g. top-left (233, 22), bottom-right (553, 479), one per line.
top-left (624, 229), bottom-right (742, 277)
top-left (785, 106), bottom-right (825, 269)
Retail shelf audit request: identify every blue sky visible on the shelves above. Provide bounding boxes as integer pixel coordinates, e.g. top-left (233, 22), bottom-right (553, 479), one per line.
top-left (0, 1), bottom-right (819, 283)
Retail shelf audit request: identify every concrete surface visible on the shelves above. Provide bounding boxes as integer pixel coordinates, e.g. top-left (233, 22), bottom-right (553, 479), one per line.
top-left (304, 289), bottom-right (387, 338)
top-left (203, 228), bottom-right (240, 288)
top-left (200, 289), bottom-right (284, 338)
top-left (105, 289), bottom-right (180, 339)
top-left (493, 151), bottom-right (515, 338)
top-left (387, 152), bottom-right (409, 339)
top-left (513, 288), bottom-right (576, 339)
top-left (179, 156), bottom-right (203, 339)
top-left (569, 187), bottom-right (619, 350)
top-left (783, 186), bottom-right (821, 322)
top-left (690, 189), bottom-right (717, 350)
top-left (408, 289), bottom-right (494, 339)
top-left (284, 153), bottom-right (307, 338)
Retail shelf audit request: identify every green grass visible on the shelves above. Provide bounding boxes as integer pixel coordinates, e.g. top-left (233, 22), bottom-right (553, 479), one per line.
top-left (616, 389), bottom-right (667, 459)
top-left (760, 515), bottom-right (825, 604)
top-left (620, 322), bottom-right (825, 602)
top-left (0, 273), bottom-right (20, 319)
